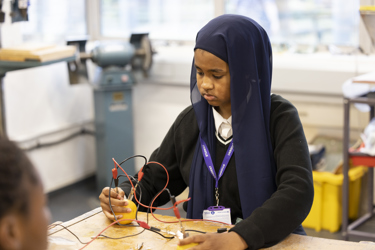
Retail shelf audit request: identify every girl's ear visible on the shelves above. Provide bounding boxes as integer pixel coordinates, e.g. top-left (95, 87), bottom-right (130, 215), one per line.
top-left (0, 214), bottom-right (23, 250)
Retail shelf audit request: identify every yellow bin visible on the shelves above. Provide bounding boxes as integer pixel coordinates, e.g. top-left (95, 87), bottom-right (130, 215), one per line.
top-left (302, 166), bottom-right (367, 233)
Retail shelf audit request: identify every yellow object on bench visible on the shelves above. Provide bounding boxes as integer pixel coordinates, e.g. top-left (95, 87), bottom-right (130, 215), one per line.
top-left (302, 166), bottom-right (367, 232)
top-left (176, 243), bottom-right (199, 250)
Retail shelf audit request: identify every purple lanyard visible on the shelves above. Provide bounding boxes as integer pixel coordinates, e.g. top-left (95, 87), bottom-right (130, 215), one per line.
top-left (200, 136), bottom-right (234, 205)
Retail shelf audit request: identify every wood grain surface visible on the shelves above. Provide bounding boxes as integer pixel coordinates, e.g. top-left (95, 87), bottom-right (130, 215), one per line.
top-left (47, 208), bottom-right (375, 250)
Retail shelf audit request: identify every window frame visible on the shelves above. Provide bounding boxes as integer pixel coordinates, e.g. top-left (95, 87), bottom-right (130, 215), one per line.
top-left (88, 0), bottom-right (370, 52)
top-left (87, 0), bottom-right (225, 42)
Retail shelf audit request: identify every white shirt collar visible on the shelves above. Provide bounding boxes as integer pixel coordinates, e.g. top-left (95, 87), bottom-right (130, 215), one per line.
top-left (212, 107), bottom-right (232, 141)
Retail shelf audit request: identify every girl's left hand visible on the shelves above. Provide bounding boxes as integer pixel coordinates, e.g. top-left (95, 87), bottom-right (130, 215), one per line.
top-left (178, 231), bottom-right (248, 250)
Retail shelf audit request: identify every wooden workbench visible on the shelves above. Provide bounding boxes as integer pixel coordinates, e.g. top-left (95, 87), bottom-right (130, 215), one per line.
top-left (47, 207), bottom-right (375, 250)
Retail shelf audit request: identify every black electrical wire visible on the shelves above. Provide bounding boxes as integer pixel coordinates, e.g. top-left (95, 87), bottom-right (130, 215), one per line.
top-left (118, 155), bottom-right (147, 167)
top-left (107, 178), bottom-right (174, 240)
top-left (96, 228), bottom-right (146, 240)
top-left (146, 188), bottom-right (208, 238)
top-left (49, 220), bottom-right (147, 242)
top-left (108, 155), bottom-right (203, 240)
top-left (121, 174), bottom-right (143, 221)
top-left (50, 155), bottom-right (204, 244)
top-left (51, 168), bottom-right (146, 243)
top-left (109, 155), bottom-right (147, 226)
top-left (111, 154), bottom-right (148, 223)
top-left (107, 183), bottom-right (175, 240)
top-left (147, 229), bottom-right (175, 239)
top-left (50, 224), bottom-right (91, 244)
top-left (108, 176), bottom-right (142, 227)
top-left (186, 229), bottom-right (207, 234)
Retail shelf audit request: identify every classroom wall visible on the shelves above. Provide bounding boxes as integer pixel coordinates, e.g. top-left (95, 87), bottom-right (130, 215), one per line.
top-left (152, 45), bottom-right (375, 140)
top-left (2, 20), bottom-right (96, 192)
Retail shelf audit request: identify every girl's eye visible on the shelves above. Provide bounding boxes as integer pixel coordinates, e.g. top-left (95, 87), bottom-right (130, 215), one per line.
top-left (197, 71), bottom-right (204, 76)
top-left (213, 75), bottom-right (223, 79)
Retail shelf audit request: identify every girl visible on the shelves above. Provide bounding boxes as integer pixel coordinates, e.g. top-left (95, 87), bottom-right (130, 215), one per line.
top-left (99, 14), bottom-right (314, 250)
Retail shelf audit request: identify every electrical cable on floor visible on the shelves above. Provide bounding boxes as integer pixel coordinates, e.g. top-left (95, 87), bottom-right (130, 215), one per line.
top-left (21, 128), bottom-right (95, 151)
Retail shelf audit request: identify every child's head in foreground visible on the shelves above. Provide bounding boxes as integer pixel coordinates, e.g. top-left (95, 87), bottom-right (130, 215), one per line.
top-left (0, 138), bottom-right (50, 250)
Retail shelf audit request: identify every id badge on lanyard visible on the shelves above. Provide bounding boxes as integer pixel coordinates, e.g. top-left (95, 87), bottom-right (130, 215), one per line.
top-left (203, 206), bottom-right (232, 225)
top-left (200, 136), bottom-right (234, 224)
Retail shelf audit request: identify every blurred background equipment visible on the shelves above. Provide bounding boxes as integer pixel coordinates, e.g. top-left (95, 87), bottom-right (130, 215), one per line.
top-left (360, 6), bottom-right (375, 54)
top-left (10, 0), bottom-right (29, 22)
top-left (67, 33), bottom-right (154, 191)
top-left (0, 0), bottom-right (5, 23)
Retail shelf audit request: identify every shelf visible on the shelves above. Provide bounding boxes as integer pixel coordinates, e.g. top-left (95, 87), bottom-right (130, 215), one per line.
top-left (0, 55), bottom-right (76, 76)
top-left (346, 97), bottom-right (375, 106)
top-left (343, 96), bottom-right (375, 241)
top-left (349, 152), bottom-right (375, 167)
top-left (0, 55), bottom-right (77, 138)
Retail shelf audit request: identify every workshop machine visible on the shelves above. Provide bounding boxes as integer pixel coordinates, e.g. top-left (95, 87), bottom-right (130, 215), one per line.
top-left (0, 0), bottom-right (154, 190)
top-left (68, 34), bottom-right (154, 191)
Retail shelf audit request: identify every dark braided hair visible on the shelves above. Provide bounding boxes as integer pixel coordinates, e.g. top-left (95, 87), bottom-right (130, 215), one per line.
top-left (0, 138), bottom-right (39, 218)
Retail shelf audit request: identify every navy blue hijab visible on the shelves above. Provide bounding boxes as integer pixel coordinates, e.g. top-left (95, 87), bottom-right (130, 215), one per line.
top-left (187, 14), bottom-right (277, 220)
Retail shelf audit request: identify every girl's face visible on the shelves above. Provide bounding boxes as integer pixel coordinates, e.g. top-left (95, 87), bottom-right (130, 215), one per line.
top-left (194, 49), bottom-right (231, 119)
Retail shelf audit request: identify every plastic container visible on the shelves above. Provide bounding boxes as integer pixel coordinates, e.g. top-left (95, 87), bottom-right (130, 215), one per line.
top-left (302, 166), bottom-right (367, 232)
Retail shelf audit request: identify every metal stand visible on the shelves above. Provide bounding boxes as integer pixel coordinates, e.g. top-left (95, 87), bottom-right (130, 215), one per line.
top-left (342, 97), bottom-right (375, 240)
top-left (0, 56), bottom-right (76, 139)
top-left (93, 68), bottom-right (135, 192)
top-left (0, 23), bottom-right (6, 138)
top-left (0, 74), bottom-right (6, 138)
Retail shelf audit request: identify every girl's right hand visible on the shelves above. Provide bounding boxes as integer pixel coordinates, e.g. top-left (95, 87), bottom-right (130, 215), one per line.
top-left (99, 187), bottom-right (132, 220)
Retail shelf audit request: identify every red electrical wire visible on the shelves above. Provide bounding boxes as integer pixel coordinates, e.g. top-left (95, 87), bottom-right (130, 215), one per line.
top-left (113, 159), bottom-right (186, 223)
top-left (68, 158), bottom-right (230, 249)
top-left (113, 159), bottom-right (179, 210)
top-left (78, 214), bottom-right (228, 249)
top-left (112, 158), bottom-right (230, 226)
top-left (140, 162), bottom-right (230, 225)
